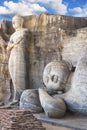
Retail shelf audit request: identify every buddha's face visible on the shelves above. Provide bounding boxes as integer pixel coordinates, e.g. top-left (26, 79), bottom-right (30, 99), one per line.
top-left (12, 16), bottom-right (23, 30)
top-left (43, 61), bottom-right (71, 91)
top-left (12, 19), bottom-right (21, 30)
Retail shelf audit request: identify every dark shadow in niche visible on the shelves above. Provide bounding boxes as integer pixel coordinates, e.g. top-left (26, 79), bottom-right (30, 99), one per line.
top-left (72, 66), bottom-right (76, 72)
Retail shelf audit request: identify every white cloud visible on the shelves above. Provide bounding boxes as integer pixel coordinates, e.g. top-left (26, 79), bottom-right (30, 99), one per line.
top-left (0, 0), bottom-right (67, 17)
top-left (69, 5), bottom-right (87, 17)
top-left (4, 1), bottom-right (47, 16)
top-left (22, 0), bottom-right (67, 15)
top-left (69, 7), bottom-right (82, 13)
top-left (0, 6), bottom-right (12, 15)
top-left (57, 2), bottom-right (67, 14)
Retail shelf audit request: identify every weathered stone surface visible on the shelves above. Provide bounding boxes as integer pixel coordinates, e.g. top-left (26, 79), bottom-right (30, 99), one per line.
top-left (0, 14), bottom-right (87, 103)
top-left (39, 88), bottom-right (66, 118)
top-left (15, 14), bottom-right (87, 90)
top-left (7, 16), bottom-right (30, 102)
top-left (49, 46), bottom-right (87, 115)
top-left (0, 20), bottom-right (14, 41)
top-left (41, 47), bottom-right (87, 116)
top-left (62, 28), bottom-right (87, 66)
top-left (63, 47), bottom-right (87, 114)
top-left (23, 14), bottom-right (87, 89)
top-left (23, 14), bottom-right (87, 31)
top-left (43, 61), bottom-right (72, 91)
top-left (0, 20), bottom-right (14, 104)
top-left (0, 36), bottom-right (10, 104)
top-left (20, 89), bottom-right (43, 113)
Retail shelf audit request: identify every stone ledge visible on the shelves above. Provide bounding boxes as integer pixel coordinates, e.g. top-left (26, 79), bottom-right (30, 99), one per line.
top-left (34, 112), bottom-right (87, 130)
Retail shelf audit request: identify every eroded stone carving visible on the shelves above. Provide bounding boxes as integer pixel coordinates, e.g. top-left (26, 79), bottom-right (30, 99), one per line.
top-left (63, 47), bottom-right (87, 114)
top-left (7, 15), bottom-right (29, 104)
top-left (40, 48), bottom-right (87, 117)
top-left (39, 88), bottom-right (66, 118)
top-left (38, 60), bottom-right (71, 118)
top-left (43, 61), bottom-right (72, 92)
top-left (1, 14), bottom-right (87, 117)
top-left (20, 89), bottom-right (43, 113)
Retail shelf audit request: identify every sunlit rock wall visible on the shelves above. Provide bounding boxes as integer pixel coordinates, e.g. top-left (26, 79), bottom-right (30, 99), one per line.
top-left (0, 20), bottom-right (13, 103)
top-left (23, 14), bottom-right (87, 89)
top-left (0, 14), bottom-right (87, 101)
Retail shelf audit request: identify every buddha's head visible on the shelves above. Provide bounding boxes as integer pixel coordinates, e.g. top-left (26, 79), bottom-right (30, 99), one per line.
top-left (12, 15), bottom-right (24, 31)
top-left (43, 61), bottom-right (72, 91)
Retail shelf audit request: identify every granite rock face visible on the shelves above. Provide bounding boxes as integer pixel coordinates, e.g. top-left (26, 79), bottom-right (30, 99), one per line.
top-left (22, 14), bottom-right (87, 89)
top-left (0, 20), bottom-right (14, 104)
top-left (62, 28), bottom-right (87, 66)
top-left (0, 14), bottom-right (87, 103)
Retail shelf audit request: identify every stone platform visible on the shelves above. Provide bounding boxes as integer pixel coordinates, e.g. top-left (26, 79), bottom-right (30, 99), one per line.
top-left (0, 109), bottom-right (45, 130)
top-left (34, 112), bottom-right (87, 130)
top-left (43, 123), bottom-right (72, 130)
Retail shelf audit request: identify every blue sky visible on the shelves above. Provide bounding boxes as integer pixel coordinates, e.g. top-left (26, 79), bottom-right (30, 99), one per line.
top-left (0, 0), bottom-right (87, 20)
